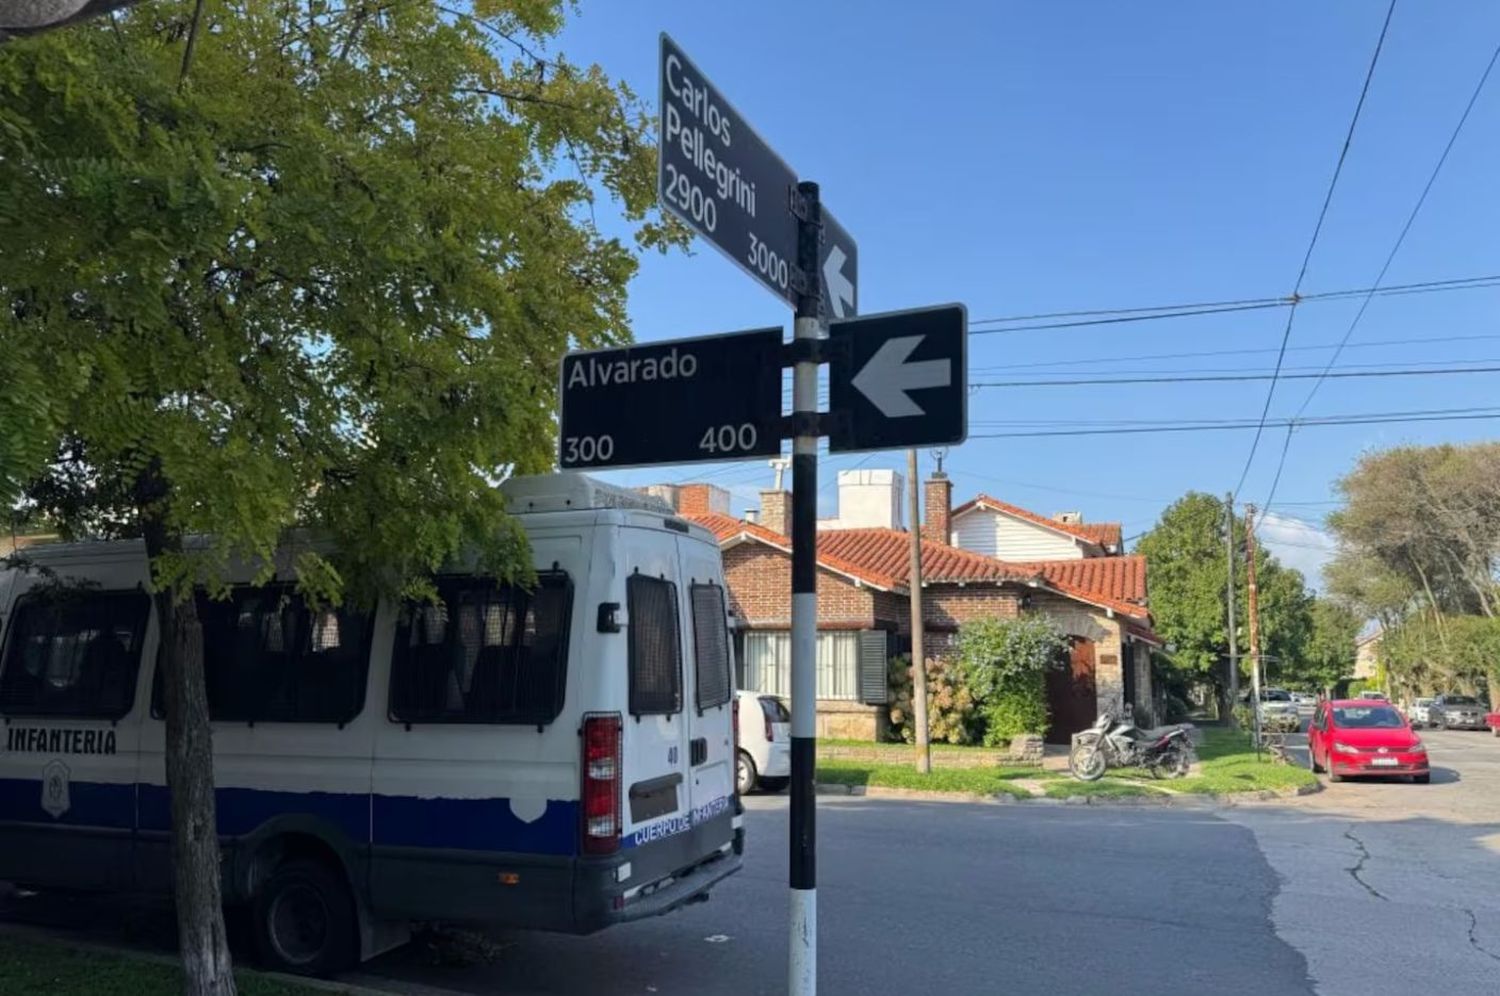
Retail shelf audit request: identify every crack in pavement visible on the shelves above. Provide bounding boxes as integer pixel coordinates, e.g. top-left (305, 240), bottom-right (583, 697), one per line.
top-left (1343, 826), bottom-right (1386, 901)
top-left (1464, 908), bottom-right (1500, 963)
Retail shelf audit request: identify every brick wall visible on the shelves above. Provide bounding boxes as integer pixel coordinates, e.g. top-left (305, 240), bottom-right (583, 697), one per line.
top-left (721, 542), bottom-right (876, 629)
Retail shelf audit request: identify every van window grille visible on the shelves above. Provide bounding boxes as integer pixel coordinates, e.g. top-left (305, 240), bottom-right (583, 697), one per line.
top-left (690, 584), bottom-right (731, 710)
top-left (627, 574), bottom-right (681, 716)
top-left (390, 572), bottom-right (573, 725)
top-left (0, 590), bottom-right (149, 719)
top-left (152, 587), bottom-right (373, 724)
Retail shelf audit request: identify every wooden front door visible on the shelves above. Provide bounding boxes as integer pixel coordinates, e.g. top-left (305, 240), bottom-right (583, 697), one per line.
top-left (1045, 638), bottom-right (1098, 744)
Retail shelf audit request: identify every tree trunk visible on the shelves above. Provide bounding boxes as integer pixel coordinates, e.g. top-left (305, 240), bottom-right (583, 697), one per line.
top-left (140, 477), bottom-right (237, 996)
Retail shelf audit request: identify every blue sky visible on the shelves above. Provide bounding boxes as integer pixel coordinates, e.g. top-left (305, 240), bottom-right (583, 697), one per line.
top-left (553, 1), bottom-right (1500, 587)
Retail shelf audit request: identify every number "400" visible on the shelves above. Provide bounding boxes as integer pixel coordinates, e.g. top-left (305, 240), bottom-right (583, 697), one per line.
top-left (698, 423), bottom-right (758, 454)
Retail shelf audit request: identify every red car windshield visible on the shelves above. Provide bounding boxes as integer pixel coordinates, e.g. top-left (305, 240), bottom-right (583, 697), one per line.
top-left (1332, 705), bottom-right (1405, 729)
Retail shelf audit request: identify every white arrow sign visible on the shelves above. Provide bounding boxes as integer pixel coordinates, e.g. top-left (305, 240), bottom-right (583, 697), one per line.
top-left (850, 335), bottom-right (952, 418)
top-left (822, 244), bottom-right (855, 319)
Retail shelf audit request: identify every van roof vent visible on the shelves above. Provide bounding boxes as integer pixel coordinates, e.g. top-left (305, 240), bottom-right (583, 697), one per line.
top-left (499, 473), bottom-right (674, 514)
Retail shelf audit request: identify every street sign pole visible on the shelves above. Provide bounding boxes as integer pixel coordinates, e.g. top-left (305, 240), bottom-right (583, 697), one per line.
top-left (788, 180), bottom-right (821, 996)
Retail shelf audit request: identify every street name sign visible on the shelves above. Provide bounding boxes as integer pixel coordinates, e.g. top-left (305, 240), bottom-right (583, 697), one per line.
top-left (658, 33), bottom-right (857, 320)
top-left (828, 304), bottom-right (968, 452)
top-left (558, 328), bottom-right (783, 470)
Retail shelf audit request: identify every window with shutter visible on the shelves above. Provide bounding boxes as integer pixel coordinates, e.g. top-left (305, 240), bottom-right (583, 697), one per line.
top-left (858, 630), bottom-right (890, 706)
top-left (627, 574), bottom-right (682, 715)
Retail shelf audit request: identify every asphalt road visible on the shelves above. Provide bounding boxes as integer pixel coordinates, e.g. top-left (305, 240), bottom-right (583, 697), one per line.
top-left (1229, 726), bottom-right (1500, 996)
top-left (3, 726), bottom-right (1496, 995)
top-left (358, 798), bottom-right (1311, 996)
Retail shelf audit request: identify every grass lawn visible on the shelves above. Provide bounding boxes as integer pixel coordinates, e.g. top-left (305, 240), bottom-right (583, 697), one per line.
top-left (818, 738), bottom-right (1002, 753)
top-left (1043, 779), bottom-right (1161, 800)
top-left (816, 759), bottom-right (1034, 798)
top-left (0, 934), bottom-right (337, 996)
top-left (1168, 727), bottom-right (1319, 795)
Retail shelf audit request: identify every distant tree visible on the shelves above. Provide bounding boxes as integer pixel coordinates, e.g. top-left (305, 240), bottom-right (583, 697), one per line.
top-left (1291, 599), bottom-right (1361, 695)
top-left (1135, 492), bottom-right (1314, 704)
top-left (0, 4), bottom-right (670, 992)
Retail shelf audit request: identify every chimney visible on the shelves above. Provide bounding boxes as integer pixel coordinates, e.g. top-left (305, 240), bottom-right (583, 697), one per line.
top-left (923, 474), bottom-right (952, 545)
top-left (1053, 511), bottom-right (1083, 525)
top-left (676, 483), bottom-right (729, 517)
top-left (759, 490), bottom-right (791, 537)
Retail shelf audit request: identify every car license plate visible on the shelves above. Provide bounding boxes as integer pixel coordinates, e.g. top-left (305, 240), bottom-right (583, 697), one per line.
top-left (1371, 758), bottom-right (1399, 767)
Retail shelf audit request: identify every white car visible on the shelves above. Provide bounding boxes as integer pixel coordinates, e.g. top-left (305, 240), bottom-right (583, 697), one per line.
top-left (1408, 697), bottom-right (1435, 726)
top-left (736, 690), bottom-right (791, 794)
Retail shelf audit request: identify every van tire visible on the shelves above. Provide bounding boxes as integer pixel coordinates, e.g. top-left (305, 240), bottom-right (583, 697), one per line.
top-left (253, 859), bottom-right (356, 978)
top-left (736, 751), bottom-right (758, 796)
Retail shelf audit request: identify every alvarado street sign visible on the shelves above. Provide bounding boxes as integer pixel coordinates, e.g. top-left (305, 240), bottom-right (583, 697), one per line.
top-left (557, 328), bottom-right (783, 470)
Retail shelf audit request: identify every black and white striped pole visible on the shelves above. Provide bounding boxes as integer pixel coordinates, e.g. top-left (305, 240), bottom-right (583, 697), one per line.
top-left (788, 179), bottom-right (823, 996)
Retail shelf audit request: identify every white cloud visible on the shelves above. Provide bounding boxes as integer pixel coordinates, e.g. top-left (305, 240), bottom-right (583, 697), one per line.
top-left (1256, 511), bottom-right (1337, 590)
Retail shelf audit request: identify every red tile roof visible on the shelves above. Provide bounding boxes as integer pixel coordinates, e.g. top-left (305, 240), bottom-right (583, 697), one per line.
top-left (949, 494), bottom-right (1113, 549)
top-left (1076, 522), bottom-right (1123, 549)
top-left (1003, 556), bottom-right (1148, 618)
top-left (688, 513), bottom-right (906, 590)
top-left (686, 513), bottom-right (1151, 622)
top-left (815, 529), bottom-right (1032, 585)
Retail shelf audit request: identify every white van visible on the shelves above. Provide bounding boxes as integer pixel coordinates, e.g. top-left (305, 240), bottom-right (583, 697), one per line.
top-left (0, 474), bottom-right (742, 975)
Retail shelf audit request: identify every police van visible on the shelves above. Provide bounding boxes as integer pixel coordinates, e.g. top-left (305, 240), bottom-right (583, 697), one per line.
top-left (0, 474), bottom-right (742, 975)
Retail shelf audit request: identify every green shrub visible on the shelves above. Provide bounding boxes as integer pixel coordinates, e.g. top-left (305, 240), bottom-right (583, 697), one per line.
top-left (957, 616), bottom-right (1067, 743)
top-left (981, 671), bottom-right (1049, 745)
top-left (887, 653), bottom-right (978, 744)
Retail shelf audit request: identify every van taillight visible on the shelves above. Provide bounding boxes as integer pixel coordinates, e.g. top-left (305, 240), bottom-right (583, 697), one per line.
top-left (581, 712), bottom-right (622, 855)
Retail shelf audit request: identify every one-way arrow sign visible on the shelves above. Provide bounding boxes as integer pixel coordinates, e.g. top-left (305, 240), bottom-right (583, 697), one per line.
top-left (828, 304), bottom-right (967, 453)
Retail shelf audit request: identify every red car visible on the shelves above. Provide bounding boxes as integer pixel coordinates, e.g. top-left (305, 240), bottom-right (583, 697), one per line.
top-left (1308, 699), bottom-right (1430, 784)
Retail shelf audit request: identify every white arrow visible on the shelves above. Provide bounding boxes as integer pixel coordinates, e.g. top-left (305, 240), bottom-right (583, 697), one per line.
top-left (850, 336), bottom-right (951, 418)
top-left (822, 245), bottom-right (855, 319)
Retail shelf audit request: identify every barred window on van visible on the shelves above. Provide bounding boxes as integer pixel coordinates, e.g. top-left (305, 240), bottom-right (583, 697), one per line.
top-left (390, 572), bottom-right (573, 725)
top-left (0, 589), bottom-right (149, 720)
top-left (689, 583), bottom-right (732, 711)
top-left (149, 588), bottom-right (373, 724)
top-left (627, 573), bottom-right (681, 716)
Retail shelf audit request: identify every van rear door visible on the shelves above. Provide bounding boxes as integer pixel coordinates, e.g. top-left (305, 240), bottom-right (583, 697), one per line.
top-left (618, 527), bottom-right (691, 849)
top-left (677, 535), bottom-right (734, 834)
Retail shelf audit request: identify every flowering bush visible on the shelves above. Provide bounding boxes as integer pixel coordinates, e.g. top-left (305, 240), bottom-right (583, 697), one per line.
top-left (887, 653), bottom-right (978, 744)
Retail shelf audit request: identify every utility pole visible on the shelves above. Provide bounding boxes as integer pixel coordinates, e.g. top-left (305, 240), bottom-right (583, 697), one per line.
top-left (1244, 503), bottom-right (1262, 756)
top-left (1224, 493), bottom-right (1238, 725)
top-left (906, 449), bottom-right (930, 773)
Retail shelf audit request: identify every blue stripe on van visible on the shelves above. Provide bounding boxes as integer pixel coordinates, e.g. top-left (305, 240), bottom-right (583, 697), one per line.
top-left (3, 778), bottom-right (578, 855)
top-left (0, 777), bottom-right (134, 829)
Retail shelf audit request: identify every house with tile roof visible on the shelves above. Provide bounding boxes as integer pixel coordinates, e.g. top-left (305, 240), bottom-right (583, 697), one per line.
top-left (654, 474), bottom-right (1160, 743)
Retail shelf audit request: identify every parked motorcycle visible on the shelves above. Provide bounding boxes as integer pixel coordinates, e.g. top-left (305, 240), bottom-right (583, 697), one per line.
top-left (1068, 713), bottom-right (1195, 782)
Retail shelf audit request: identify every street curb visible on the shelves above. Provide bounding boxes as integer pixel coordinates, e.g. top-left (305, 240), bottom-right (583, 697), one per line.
top-left (0, 921), bottom-right (469, 996)
top-left (814, 778), bottom-right (1323, 807)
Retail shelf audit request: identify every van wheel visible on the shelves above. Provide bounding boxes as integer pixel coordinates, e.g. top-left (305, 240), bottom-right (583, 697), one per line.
top-left (253, 859), bottom-right (356, 977)
top-left (736, 751), bottom-right (758, 796)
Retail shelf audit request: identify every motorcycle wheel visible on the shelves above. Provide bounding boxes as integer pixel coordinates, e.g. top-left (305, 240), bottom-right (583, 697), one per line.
top-left (1069, 745), bottom-right (1107, 782)
top-left (1152, 747), bottom-right (1193, 780)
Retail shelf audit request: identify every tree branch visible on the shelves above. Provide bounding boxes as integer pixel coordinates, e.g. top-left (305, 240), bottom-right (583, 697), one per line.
top-left (178, 0), bottom-right (208, 92)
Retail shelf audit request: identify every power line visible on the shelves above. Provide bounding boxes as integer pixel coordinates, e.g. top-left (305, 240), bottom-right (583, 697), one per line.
top-left (1231, 0), bottom-right (1396, 500)
top-left (973, 363), bottom-right (1500, 389)
top-left (1264, 36), bottom-right (1500, 514)
top-left (966, 273), bottom-right (1500, 333)
top-left (969, 331), bottom-right (1500, 374)
top-left (969, 405), bottom-right (1500, 439)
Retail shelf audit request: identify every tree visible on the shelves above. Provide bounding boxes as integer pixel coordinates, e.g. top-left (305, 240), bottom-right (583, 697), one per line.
top-left (0, 4), bottom-right (669, 991)
top-left (1294, 599), bottom-right (1361, 695)
top-left (1135, 492), bottom-right (1314, 703)
top-left (1329, 443), bottom-right (1500, 618)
